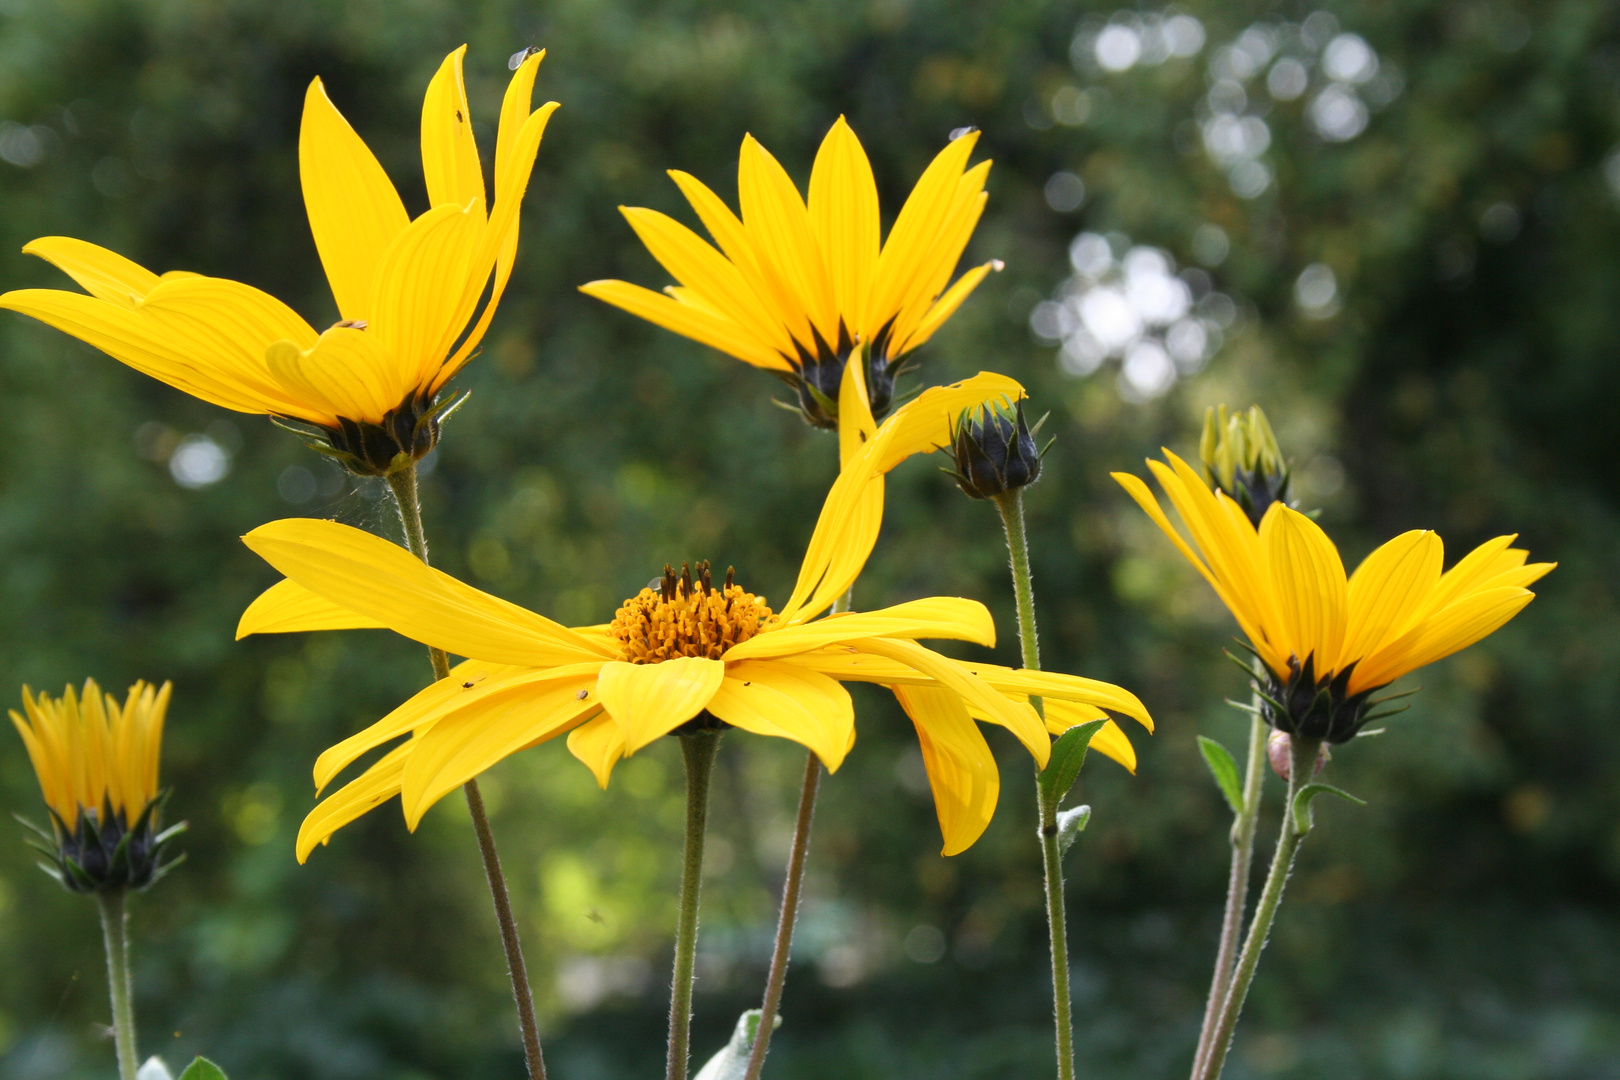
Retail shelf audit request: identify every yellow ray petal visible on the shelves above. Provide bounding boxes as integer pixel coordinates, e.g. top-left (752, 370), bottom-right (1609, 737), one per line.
top-left (495, 48), bottom-right (546, 190)
top-left (837, 344), bottom-right (877, 468)
top-left (312, 661), bottom-right (591, 793)
top-left (897, 259), bottom-right (999, 353)
top-left (965, 664), bottom-right (1154, 731)
top-left (399, 680), bottom-right (600, 828)
top-left (1044, 701), bottom-right (1137, 773)
top-left (595, 658), bottom-right (726, 754)
top-left (420, 46), bottom-right (485, 210)
top-left (892, 684), bottom-right (998, 856)
top-left (866, 131), bottom-right (978, 335)
top-left (299, 77), bottom-right (410, 321)
top-left (1260, 505), bottom-right (1348, 674)
top-left (1340, 530), bottom-right (1443, 663)
top-left (567, 713), bottom-right (627, 789)
top-left (889, 163), bottom-right (992, 351)
top-left (1417, 535), bottom-right (1532, 617)
top-left (242, 518), bottom-right (613, 667)
top-left (738, 135), bottom-right (838, 344)
top-left (22, 237), bottom-right (160, 307)
top-left (368, 199), bottom-right (485, 388)
top-left (267, 326), bottom-right (411, 425)
top-left (1352, 586), bottom-right (1535, 693)
top-left (704, 661), bottom-right (854, 771)
top-left (237, 578), bottom-right (388, 638)
top-left (296, 740), bottom-right (411, 863)
top-left (808, 117), bottom-right (880, 332)
top-left (856, 637), bottom-right (1049, 767)
top-left (726, 597), bottom-right (997, 663)
top-left (578, 280), bottom-right (790, 370)
top-left (869, 372), bottom-right (1025, 474)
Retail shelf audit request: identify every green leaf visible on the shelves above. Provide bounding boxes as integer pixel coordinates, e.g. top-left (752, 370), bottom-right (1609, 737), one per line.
top-left (1056, 804), bottom-right (1092, 856)
top-left (1197, 736), bottom-right (1246, 817)
top-left (1290, 782), bottom-right (1367, 835)
top-left (177, 1057), bottom-right (228, 1080)
top-left (1038, 719), bottom-right (1109, 803)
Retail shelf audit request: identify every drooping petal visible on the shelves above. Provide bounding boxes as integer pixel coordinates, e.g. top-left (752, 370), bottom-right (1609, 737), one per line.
top-left (420, 46), bottom-right (486, 210)
top-left (567, 714), bottom-right (628, 789)
top-left (21, 237), bottom-right (160, 307)
top-left (725, 598), bottom-right (996, 662)
top-left (595, 658), bottom-right (726, 754)
top-left (704, 660), bottom-right (855, 772)
top-left (399, 680), bottom-right (600, 828)
top-left (368, 199), bottom-right (485, 389)
top-left (837, 347), bottom-right (878, 468)
top-left (296, 740), bottom-right (411, 863)
top-left (892, 684), bottom-right (998, 856)
top-left (1340, 530), bottom-right (1444, 663)
top-left (808, 117), bottom-right (880, 333)
top-left (1259, 505), bottom-right (1348, 675)
top-left (577, 280), bottom-right (790, 370)
top-left (964, 664), bottom-right (1154, 732)
top-left (267, 326), bottom-right (412, 425)
top-left (237, 578), bottom-right (388, 638)
top-left (299, 77), bottom-right (410, 321)
top-left (242, 518), bottom-right (612, 667)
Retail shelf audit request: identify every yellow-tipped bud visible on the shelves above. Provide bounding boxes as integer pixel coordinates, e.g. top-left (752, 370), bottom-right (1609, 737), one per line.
top-left (1199, 405), bottom-right (1292, 526)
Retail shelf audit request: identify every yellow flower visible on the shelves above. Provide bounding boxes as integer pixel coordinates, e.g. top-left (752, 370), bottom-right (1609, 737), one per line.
top-left (239, 375), bottom-right (1151, 858)
top-left (9, 680), bottom-right (182, 892)
top-left (1114, 450), bottom-right (1554, 742)
top-left (0, 47), bottom-right (558, 474)
top-left (580, 117), bottom-right (1000, 428)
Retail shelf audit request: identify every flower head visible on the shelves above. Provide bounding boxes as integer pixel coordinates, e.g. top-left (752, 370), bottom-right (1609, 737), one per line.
top-left (9, 680), bottom-right (184, 893)
top-left (1115, 449), bottom-right (1553, 742)
top-left (1199, 405), bottom-right (1291, 527)
top-left (580, 118), bottom-right (1001, 430)
top-left (947, 398), bottom-right (1047, 500)
top-left (0, 47), bottom-right (558, 475)
top-left (241, 374), bottom-right (1150, 857)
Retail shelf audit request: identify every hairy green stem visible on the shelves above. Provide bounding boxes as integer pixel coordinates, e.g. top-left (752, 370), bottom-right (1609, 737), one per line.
top-left (669, 729), bottom-right (723, 1080)
top-left (994, 490), bottom-right (1073, 1080)
top-left (1191, 705), bottom-right (1269, 1077)
top-left (96, 889), bottom-right (138, 1080)
top-left (386, 464), bottom-right (548, 1080)
top-left (1195, 735), bottom-right (1320, 1080)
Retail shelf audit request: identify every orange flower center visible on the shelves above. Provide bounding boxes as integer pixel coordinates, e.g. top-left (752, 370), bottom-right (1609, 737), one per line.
top-left (609, 562), bottom-right (773, 664)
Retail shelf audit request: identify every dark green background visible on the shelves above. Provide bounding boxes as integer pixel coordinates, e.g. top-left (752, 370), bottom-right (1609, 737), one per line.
top-left (0, 0), bottom-right (1615, 1077)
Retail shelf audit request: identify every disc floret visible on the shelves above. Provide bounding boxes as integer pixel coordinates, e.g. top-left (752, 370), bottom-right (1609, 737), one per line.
top-left (610, 562), bottom-right (773, 664)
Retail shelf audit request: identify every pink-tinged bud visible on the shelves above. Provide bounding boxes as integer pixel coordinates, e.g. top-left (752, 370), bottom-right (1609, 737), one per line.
top-left (1267, 730), bottom-right (1329, 781)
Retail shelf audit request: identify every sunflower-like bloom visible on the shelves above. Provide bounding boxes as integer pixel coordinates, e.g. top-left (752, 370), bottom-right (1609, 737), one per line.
top-left (580, 118), bottom-right (999, 429)
top-left (9, 680), bottom-right (183, 892)
top-left (1115, 450), bottom-right (1554, 742)
top-left (239, 375), bottom-right (1150, 857)
top-left (0, 47), bottom-right (558, 475)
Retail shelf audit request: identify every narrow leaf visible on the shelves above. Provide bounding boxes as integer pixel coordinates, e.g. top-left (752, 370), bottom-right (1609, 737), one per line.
top-left (1197, 735), bottom-right (1246, 817)
top-left (1291, 782), bottom-right (1367, 835)
top-left (1039, 719), bottom-right (1109, 802)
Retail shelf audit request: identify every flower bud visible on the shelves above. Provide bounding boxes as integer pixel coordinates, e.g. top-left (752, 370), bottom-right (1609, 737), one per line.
top-left (1199, 405), bottom-right (1292, 527)
top-left (10, 680), bottom-right (186, 893)
top-left (948, 399), bottom-right (1047, 500)
top-left (1266, 729), bottom-right (1330, 781)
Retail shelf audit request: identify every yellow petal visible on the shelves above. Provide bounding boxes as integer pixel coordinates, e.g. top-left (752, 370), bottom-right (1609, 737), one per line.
top-left (704, 661), bottom-right (854, 772)
top-left (1044, 701), bottom-right (1137, 773)
top-left (1340, 530), bottom-right (1443, 663)
top-left (567, 714), bottom-right (627, 789)
top-left (299, 77), bottom-right (410, 321)
top-left (869, 372), bottom-right (1025, 474)
top-left (808, 117), bottom-right (880, 332)
top-left (578, 280), bottom-right (790, 370)
top-left (236, 578), bottom-right (388, 638)
top-left (738, 134), bottom-right (838, 345)
top-left (726, 597), bottom-right (996, 662)
top-left (966, 664), bottom-right (1153, 732)
top-left (242, 518), bottom-right (613, 667)
top-left (837, 345), bottom-right (877, 468)
top-left (1259, 505), bottom-right (1348, 675)
top-left (368, 199), bottom-right (486, 389)
top-left (420, 46), bottom-right (485, 210)
top-left (898, 259), bottom-right (1000, 353)
top-left (267, 326), bottom-right (411, 425)
top-left (22, 237), bottom-right (159, 307)
top-left (892, 684), bottom-right (998, 856)
top-left (889, 162), bottom-right (992, 352)
top-left (1352, 587), bottom-right (1535, 693)
top-left (495, 48), bottom-right (546, 190)
top-left (296, 740), bottom-right (411, 863)
top-left (312, 661), bottom-right (591, 794)
top-left (856, 637), bottom-right (1049, 768)
top-left (866, 131), bottom-right (978, 335)
top-left (399, 678), bottom-right (600, 828)
top-left (595, 658), bottom-right (726, 754)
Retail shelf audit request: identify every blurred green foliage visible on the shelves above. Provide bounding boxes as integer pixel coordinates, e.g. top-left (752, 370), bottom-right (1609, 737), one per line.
top-left (0, 0), bottom-right (1616, 1077)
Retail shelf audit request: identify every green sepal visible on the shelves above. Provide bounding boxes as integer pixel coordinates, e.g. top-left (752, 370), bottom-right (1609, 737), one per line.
top-left (177, 1057), bottom-right (229, 1080)
top-left (1056, 804), bottom-right (1092, 857)
top-left (1039, 719), bottom-right (1109, 803)
top-left (1290, 782), bottom-right (1366, 836)
top-left (1197, 735), bottom-right (1245, 816)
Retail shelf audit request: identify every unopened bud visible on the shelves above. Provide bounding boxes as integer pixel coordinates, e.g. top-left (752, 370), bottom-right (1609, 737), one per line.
top-left (1200, 404), bottom-right (1292, 527)
top-left (1266, 730), bottom-right (1329, 781)
top-left (948, 399), bottom-right (1047, 500)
